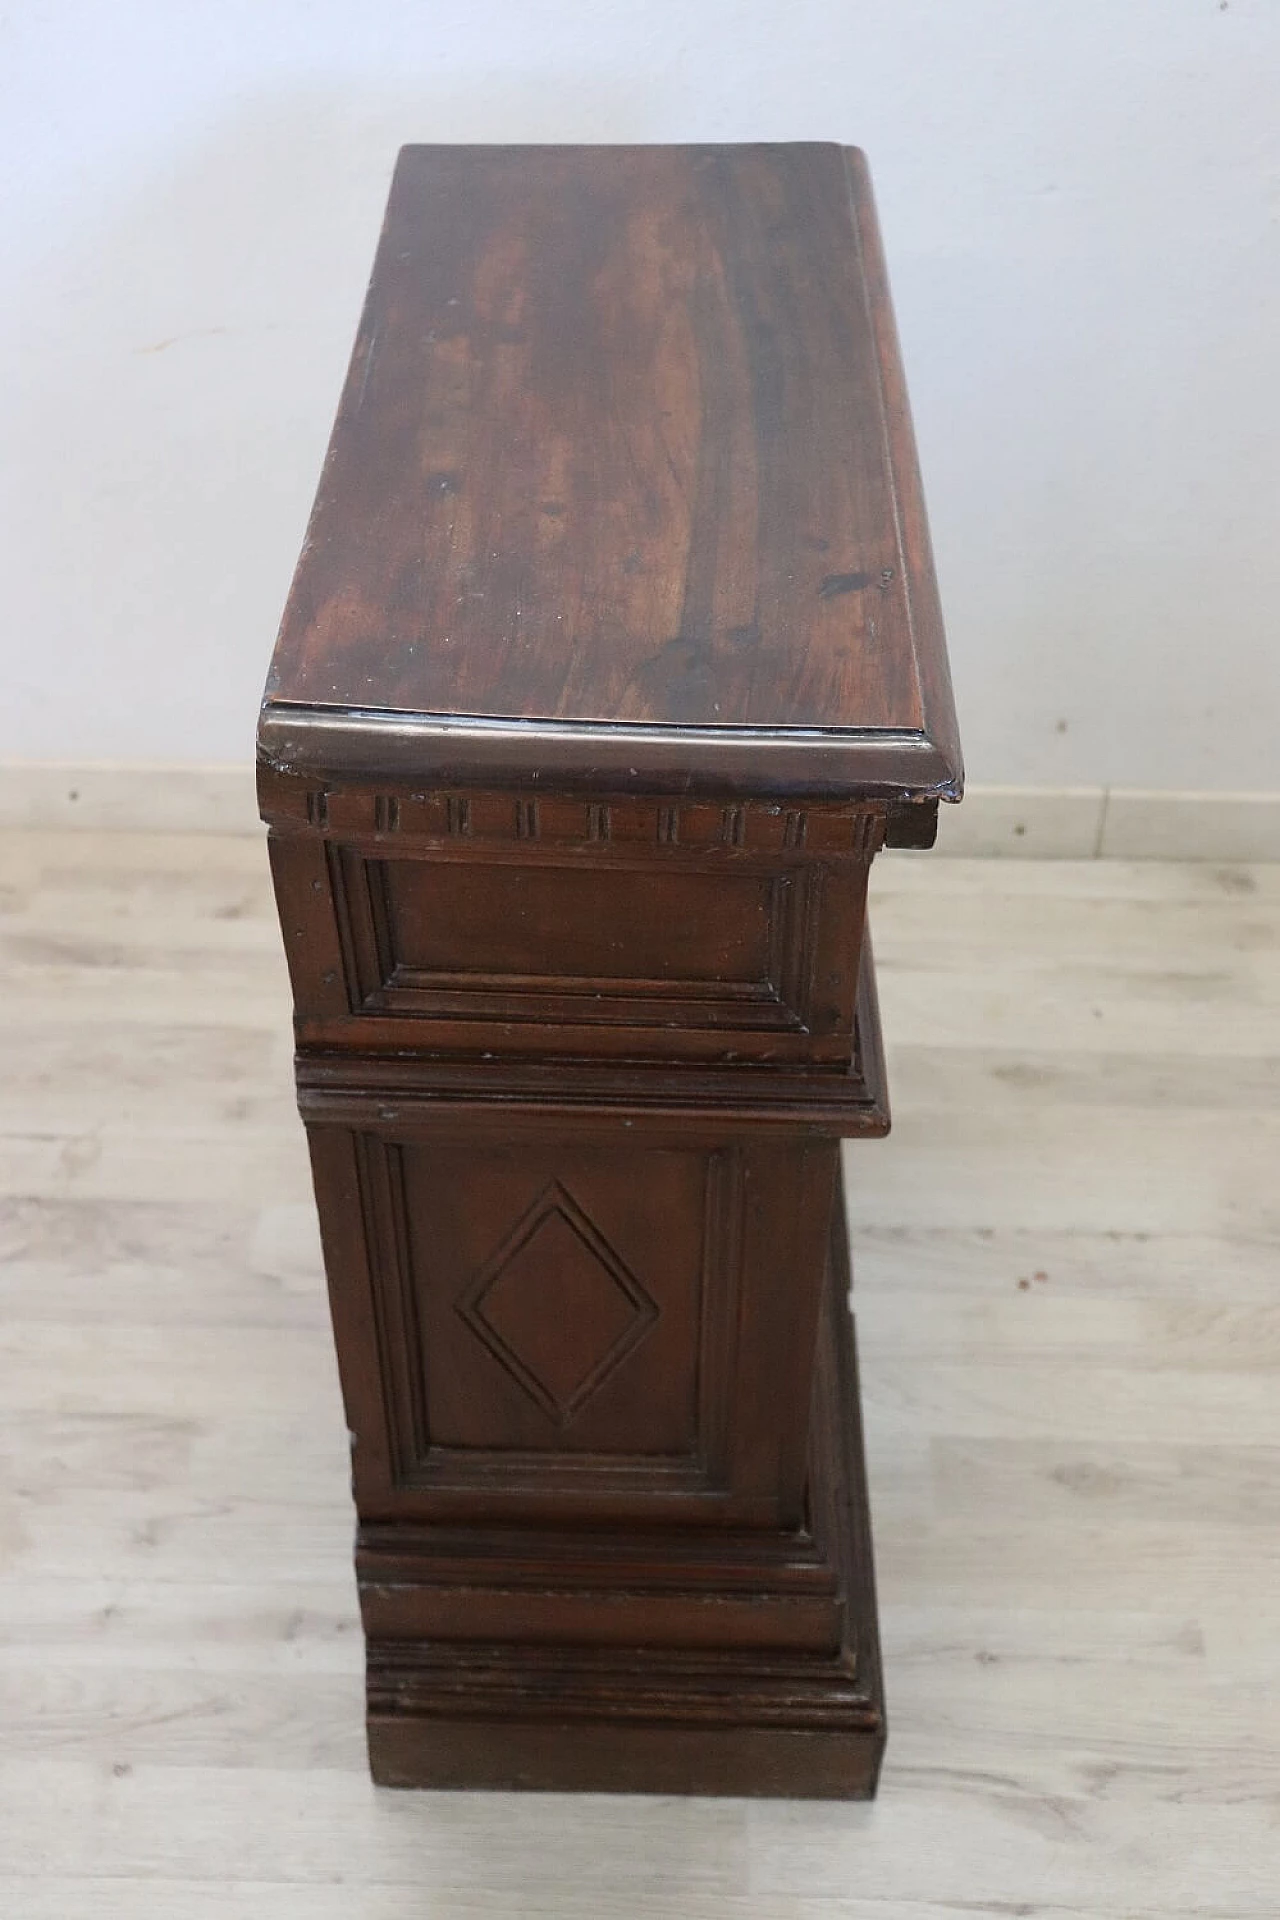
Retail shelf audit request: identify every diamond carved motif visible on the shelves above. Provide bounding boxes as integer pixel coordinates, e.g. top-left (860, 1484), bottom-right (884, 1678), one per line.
top-left (457, 1183), bottom-right (659, 1427)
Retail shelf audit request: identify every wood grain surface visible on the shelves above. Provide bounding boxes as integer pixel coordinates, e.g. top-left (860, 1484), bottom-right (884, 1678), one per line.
top-left (257, 140), bottom-right (958, 1790)
top-left (260, 144), bottom-right (961, 802)
top-left (2, 830), bottom-right (1278, 1906)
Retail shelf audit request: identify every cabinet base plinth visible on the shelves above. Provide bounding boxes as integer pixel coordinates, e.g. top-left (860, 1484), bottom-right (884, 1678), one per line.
top-left (365, 1212), bottom-right (885, 1797)
top-left (368, 1714), bottom-right (882, 1799)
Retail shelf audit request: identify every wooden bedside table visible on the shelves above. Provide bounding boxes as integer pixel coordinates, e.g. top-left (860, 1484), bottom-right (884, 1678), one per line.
top-left (258, 142), bottom-right (962, 1797)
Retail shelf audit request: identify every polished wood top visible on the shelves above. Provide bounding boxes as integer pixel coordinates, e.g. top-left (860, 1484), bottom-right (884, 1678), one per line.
top-left (262, 143), bottom-right (960, 800)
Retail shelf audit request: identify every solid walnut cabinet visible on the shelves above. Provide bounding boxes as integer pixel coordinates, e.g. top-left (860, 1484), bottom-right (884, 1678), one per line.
top-left (259, 142), bottom-right (962, 1796)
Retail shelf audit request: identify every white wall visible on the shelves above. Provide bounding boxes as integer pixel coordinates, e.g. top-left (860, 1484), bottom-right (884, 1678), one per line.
top-left (2, 0), bottom-right (1278, 789)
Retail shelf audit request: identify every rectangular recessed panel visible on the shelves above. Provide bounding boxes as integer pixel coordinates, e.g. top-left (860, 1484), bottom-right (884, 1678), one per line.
top-left (331, 847), bottom-right (828, 1036)
top-left (400, 1141), bottom-right (708, 1459)
top-left (387, 858), bottom-right (772, 993)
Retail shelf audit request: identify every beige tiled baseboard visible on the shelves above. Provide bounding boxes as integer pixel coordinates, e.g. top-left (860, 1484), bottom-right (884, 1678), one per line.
top-left (932, 786), bottom-right (1280, 860)
top-left (1097, 788), bottom-right (1280, 862)
top-left (932, 787), bottom-right (1108, 858)
top-left (0, 763), bottom-right (261, 835)
top-left (0, 764), bottom-right (1276, 859)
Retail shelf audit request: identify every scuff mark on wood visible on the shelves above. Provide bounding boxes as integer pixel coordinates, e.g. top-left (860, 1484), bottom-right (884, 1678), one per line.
top-left (818, 571), bottom-right (872, 599)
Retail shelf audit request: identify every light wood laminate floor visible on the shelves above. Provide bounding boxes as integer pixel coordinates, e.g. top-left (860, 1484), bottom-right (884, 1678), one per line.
top-left (1, 831), bottom-right (1277, 1917)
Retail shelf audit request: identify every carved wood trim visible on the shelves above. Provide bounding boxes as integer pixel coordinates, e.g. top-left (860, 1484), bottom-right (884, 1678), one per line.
top-left (293, 933), bottom-right (889, 1134)
top-left (697, 1148), bottom-right (743, 1489)
top-left (262, 774), bottom-right (888, 858)
top-left (352, 1135), bottom-right (429, 1481)
top-left (454, 1180), bottom-right (660, 1429)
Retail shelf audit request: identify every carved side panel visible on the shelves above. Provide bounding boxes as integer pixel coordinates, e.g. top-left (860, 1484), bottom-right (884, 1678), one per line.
top-left (348, 1132), bottom-right (747, 1499)
top-left (328, 845), bottom-right (828, 1036)
top-left (265, 779), bottom-right (875, 1064)
top-left (306, 1115), bottom-right (838, 1526)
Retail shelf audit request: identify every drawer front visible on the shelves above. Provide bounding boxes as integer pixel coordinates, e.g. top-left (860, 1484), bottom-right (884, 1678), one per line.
top-left (264, 783), bottom-right (881, 1066)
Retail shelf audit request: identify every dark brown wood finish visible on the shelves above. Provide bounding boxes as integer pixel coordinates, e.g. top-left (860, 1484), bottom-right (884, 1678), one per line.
top-left (363, 1201), bottom-right (885, 1797)
top-left (306, 1113), bottom-right (839, 1530)
top-left (259, 143), bottom-right (959, 1797)
top-left (259, 142), bottom-right (961, 814)
top-left (261, 767), bottom-right (882, 1068)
